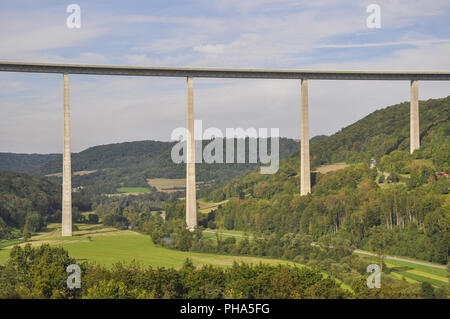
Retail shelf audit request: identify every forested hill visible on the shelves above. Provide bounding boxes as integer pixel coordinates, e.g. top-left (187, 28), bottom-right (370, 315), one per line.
top-left (0, 141), bottom-right (175, 175)
top-left (0, 153), bottom-right (59, 174)
top-left (198, 96), bottom-right (449, 264)
top-left (0, 138), bottom-right (300, 194)
top-left (0, 171), bottom-right (60, 239)
top-left (0, 171), bottom-right (94, 239)
top-left (307, 95), bottom-right (450, 168)
top-left (38, 140), bottom-right (175, 174)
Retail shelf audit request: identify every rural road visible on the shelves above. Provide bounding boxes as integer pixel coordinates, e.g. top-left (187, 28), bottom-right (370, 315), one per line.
top-left (203, 230), bottom-right (447, 270)
top-left (353, 249), bottom-right (447, 270)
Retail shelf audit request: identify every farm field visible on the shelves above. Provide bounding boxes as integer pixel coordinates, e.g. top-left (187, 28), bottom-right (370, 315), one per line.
top-left (147, 178), bottom-right (208, 193)
top-left (198, 199), bottom-right (229, 214)
top-left (357, 254), bottom-right (448, 288)
top-left (147, 178), bottom-right (186, 192)
top-left (117, 187), bottom-right (152, 193)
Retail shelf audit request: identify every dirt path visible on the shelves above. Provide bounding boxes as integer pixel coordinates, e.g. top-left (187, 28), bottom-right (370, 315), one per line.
top-left (353, 249), bottom-right (447, 270)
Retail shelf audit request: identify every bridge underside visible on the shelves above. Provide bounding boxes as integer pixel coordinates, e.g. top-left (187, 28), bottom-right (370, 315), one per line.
top-left (1, 62), bottom-right (450, 80)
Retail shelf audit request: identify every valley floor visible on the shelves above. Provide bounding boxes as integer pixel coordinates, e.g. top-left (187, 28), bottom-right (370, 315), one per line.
top-left (0, 223), bottom-right (304, 269)
top-left (0, 223), bottom-right (447, 290)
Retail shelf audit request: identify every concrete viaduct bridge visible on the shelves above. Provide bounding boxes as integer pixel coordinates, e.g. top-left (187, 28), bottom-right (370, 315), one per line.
top-left (1, 61), bottom-right (450, 236)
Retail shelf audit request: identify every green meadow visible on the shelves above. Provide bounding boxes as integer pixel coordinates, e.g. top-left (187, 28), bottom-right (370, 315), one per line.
top-left (202, 229), bottom-right (251, 243)
top-left (198, 199), bottom-right (229, 214)
top-left (0, 224), bottom-right (300, 269)
top-left (117, 187), bottom-right (152, 193)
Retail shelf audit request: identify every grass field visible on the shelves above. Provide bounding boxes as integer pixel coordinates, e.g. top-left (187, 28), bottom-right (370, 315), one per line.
top-left (202, 229), bottom-right (250, 243)
top-left (0, 239), bottom-right (23, 250)
top-left (0, 224), bottom-right (354, 292)
top-left (147, 178), bottom-right (208, 193)
top-left (117, 187), bottom-right (152, 193)
top-left (147, 178), bottom-right (186, 192)
top-left (198, 199), bottom-right (229, 214)
top-left (0, 224), bottom-right (357, 292)
top-left (3, 223), bottom-right (443, 293)
top-left (0, 224), bottom-right (303, 269)
top-left (358, 254), bottom-right (449, 288)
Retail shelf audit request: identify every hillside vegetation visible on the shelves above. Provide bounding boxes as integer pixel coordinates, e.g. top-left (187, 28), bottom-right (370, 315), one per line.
top-left (1, 138), bottom-right (299, 194)
top-left (194, 96), bottom-right (450, 265)
top-left (307, 96), bottom-right (449, 168)
top-left (0, 153), bottom-right (59, 173)
top-left (0, 243), bottom-right (351, 299)
top-left (0, 171), bottom-right (93, 239)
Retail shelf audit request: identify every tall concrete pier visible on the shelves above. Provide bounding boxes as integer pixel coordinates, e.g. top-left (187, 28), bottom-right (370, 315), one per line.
top-left (186, 76), bottom-right (197, 231)
top-left (410, 80), bottom-right (420, 154)
top-left (62, 74), bottom-right (72, 237)
top-left (300, 79), bottom-right (311, 196)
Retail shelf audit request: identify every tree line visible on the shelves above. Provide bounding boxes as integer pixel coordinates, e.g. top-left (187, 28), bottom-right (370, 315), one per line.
top-left (0, 244), bottom-right (349, 299)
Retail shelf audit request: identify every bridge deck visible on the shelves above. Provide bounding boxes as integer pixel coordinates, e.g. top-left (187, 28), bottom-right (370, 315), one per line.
top-left (1, 62), bottom-right (450, 80)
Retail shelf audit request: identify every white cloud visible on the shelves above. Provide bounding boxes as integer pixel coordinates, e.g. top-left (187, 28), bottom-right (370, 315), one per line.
top-left (0, 9), bottom-right (110, 60)
top-left (193, 44), bottom-right (225, 54)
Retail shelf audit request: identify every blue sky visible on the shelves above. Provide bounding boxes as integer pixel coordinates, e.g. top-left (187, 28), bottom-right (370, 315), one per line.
top-left (1, 0), bottom-right (450, 152)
